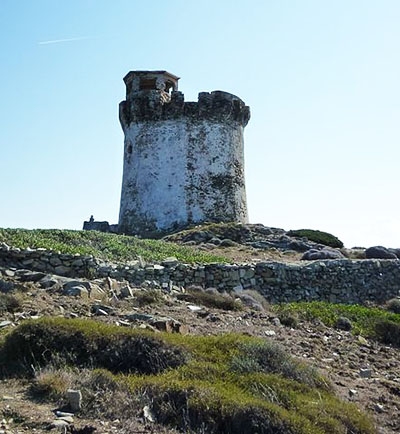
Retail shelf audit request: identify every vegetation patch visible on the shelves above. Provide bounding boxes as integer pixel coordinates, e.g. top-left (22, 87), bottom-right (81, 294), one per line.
top-left (0, 318), bottom-right (187, 376)
top-left (177, 287), bottom-right (242, 311)
top-left (131, 289), bottom-right (165, 307)
top-left (164, 222), bottom-right (257, 245)
top-left (0, 293), bottom-right (21, 313)
top-left (274, 301), bottom-right (400, 346)
top-left (0, 228), bottom-right (228, 264)
top-left (0, 319), bottom-right (375, 433)
top-left (287, 229), bottom-right (344, 248)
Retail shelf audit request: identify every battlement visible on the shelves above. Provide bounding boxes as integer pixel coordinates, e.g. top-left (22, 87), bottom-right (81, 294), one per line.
top-left (119, 74), bottom-right (250, 130)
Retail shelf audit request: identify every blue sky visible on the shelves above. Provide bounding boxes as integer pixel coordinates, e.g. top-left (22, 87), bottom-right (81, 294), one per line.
top-left (1, 0), bottom-right (399, 248)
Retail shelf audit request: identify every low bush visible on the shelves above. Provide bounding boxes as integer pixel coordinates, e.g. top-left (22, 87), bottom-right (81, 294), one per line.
top-left (287, 229), bottom-right (344, 248)
top-left (274, 301), bottom-right (400, 346)
top-left (240, 289), bottom-right (270, 311)
top-left (386, 298), bottom-right (400, 314)
top-left (0, 318), bottom-right (188, 376)
top-left (374, 319), bottom-right (400, 347)
top-left (0, 279), bottom-right (15, 293)
top-left (177, 288), bottom-right (242, 311)
top-left (0, 293), bottom-right (21, 313)
top-left (30, 367), bottom-right (73, 401)
top-left (132, 289), bottom-right (164, 307)
top-left (278, 312), bottom-right (299, 328)
top-left (229, 340), bottom-right (329, 390)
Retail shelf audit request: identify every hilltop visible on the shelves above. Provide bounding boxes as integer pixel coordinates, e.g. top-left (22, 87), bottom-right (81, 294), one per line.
top-left (0, 225), bottom-right (399, 434)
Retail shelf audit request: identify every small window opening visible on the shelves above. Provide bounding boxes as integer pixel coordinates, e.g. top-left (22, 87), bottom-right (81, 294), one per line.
top-left (165, 80), bottom-right (174, 94)
top-left (139, 78), bottom-right (157, 90)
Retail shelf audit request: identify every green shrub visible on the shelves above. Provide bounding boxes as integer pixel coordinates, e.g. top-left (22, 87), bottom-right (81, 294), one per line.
top-left (132, 289), bottom-right (164, 307)
top-left (0, 293), bottom-right (21, 313)
top-left (374, 319), bottom-right (400, 347)
top-left (278, 312), bottom-right (299, 328)
top-left (177, 288), bottom-right (242, 311)
top-left (287, 229), bottom-right (344, 248)
top-left (386, 298), bottom-right (400, 314)
top-left (0, 318), bottom-right (188, 376)
top-left (0, 279), bottom-right (15, 293)
top-left (230, 340), bottom-right (329, 390)
top-left (30, 367), bottom-right (73, 401)
top-left (274, 301), bottom-right (400, 346)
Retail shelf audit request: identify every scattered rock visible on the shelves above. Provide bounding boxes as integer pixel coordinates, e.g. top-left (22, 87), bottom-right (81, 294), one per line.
top-left (66, 389), bottom-right (82, 412)
top-left (271, 317), bottom-right (281, 327)
top-left (63, 280), bottom-right (91, 291)
top-left (301, 248), bottom-right (345, 260)
top-left (91, 304), bottom-right (115, 316)
top-left (188, 305), bottom-right (203, 312)
top-left (153, 319), bottom-right (187, 334)
top-left (209, 237), bottom-right (222, 245)
top-left (365, 246), bottom-right (398, 260)
top-left (359, 368), bottom-right (372, 378)
top-left (358, 336), bottom-right (369, 346)
top-left (48, 419), bottom-right (70, 429)
top-left (63, 285), bottom-right (89, 298)
top-left (38, 274), bottom-right (60, 289)
top-left (237, 293), bottom-right (264, 311)
top-left (264, 330), bottom-right (276, 336)
top-left (125, 312), bottom-right (154, 322)
top-left (143, 405), bottom-right (155, 423)
top-left (3, 269), bottom-right (15, 278)
top-left (389, 248), bottom-right (400, 259)
top-left (0, 321), bottom-right (13, 329)
top-left (16, 269), bottom-right (46, 282)
top-left (162, 257), bottom-right (179, 267)
top-left (55, 411), bottom-right (74, 418)
top-left (58, 415), bottom-right (74, 423)
top-left (120, 285), bottom-right (133, 298)
top-left (220, 238), bottom-right (237, 247)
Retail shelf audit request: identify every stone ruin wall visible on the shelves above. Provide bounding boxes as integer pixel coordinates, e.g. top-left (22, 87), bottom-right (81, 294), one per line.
top-left (1, 244), bottom-right (399, 305)
top-left (118, 89), bottom-right (250, 236)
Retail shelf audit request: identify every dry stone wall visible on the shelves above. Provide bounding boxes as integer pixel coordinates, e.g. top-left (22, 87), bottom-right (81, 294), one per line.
top-left (1, 243), bottom-right (399, 304)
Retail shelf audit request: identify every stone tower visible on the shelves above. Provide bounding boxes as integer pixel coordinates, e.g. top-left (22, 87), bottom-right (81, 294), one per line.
top-left (118, 70), bottom-right (250, 236)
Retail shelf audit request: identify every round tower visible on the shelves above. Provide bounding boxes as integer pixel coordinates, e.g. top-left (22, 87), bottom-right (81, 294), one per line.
top-left (118, 70), bottom-right (250, 236)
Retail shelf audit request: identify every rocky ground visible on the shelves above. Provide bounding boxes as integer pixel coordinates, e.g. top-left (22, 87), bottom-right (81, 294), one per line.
top-left (0, 228), bottom-right (399, 434)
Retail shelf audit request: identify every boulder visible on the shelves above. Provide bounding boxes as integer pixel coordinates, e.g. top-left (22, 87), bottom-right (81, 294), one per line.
top-left (16, 270), bottom-right (46, 282)
top-left (389, 248), bottom-right (400, 259)
top-left (365, 246), bottom-right (398, 260)
top-left (301, 248), bottom-right (345, 260)
top-left (38, 274), bottom-right (60, 289)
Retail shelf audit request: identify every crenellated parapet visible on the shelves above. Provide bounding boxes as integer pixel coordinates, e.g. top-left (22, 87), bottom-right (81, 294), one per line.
top-left (120, 89), bottom-right (250, 129)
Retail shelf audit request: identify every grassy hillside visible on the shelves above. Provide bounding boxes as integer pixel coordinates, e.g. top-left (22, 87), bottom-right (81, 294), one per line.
top-left (0, 318), bottom-right (375, 434)
top-left (274, 301), bottom-right (400, 347)
top-left (0, 228), bottom-right (228, 264)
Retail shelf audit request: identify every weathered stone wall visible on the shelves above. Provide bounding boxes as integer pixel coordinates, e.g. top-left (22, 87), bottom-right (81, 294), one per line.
top-left (1, 244), bottom-right (399, 304)
top-left (119, 84), bottom-right (250, 236)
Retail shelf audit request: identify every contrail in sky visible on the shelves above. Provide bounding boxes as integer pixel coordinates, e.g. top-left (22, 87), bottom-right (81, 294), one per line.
top-left (38, 36), bottom-right (92, 45)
